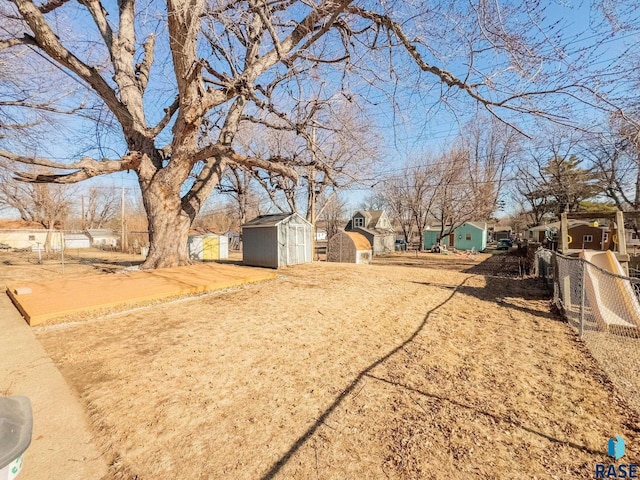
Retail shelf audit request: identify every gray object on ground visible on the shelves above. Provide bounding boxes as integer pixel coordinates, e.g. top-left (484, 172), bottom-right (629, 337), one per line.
top-left (0, 396), bottom-right (32, 470)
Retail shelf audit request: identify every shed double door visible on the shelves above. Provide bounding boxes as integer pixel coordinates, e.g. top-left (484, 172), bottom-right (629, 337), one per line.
top-left (287, 225), bottom-right (308, 265)
top-left (203, 236), bottom-right (220, 260)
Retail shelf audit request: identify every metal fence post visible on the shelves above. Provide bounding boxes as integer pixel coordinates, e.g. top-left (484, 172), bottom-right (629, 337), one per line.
top-left (579, 259), bottom-right (585, 338)
top-left (552, 253), bottom-right (559, 306)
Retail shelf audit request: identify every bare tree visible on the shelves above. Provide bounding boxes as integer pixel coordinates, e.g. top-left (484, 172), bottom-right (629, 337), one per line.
top-left (82, 186), bottom-right (118, 229)
top-left (430, 149), bottom-right (477, 242)
top-left (249, 101), bottom-right (378, 225)
top-left (515, 133), bottom-right (598, 221)
top-left (216, 167), bottom-right (264, 228)
top-left (359, 193), bottom-right (387, 212)
top-left (461, 116), bottom-right (519, 220)
top-left (0, 0), bottom-right (617, 269)
top-left (381, 174), bottom-right (415, 244)
top-left (586, 114), bottom-right (640, 211)
top-left (318, 193), bottom-right (347, 241)
top-left (0, 165), bottom-right (74, 250)
top-left (513, 163), bottom-right (552, 225)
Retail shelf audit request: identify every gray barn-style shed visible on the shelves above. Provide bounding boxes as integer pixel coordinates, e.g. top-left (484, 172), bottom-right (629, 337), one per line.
top-left (242, 213), bottom-right (313, 268)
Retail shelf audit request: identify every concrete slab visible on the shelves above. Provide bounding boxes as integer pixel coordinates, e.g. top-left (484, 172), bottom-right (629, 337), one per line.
top-left (0, 294), bottom-right (109, 480)
top-left (6, 263), bottom-right (277, 326)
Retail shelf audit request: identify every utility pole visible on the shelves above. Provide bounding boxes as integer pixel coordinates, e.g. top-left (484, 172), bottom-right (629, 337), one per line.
top-left (121, 186), bottom-right (126, 253)
top-left (309, 126), bottom-right (317, 261)
top-left (81, 195), bottom-right (85, 230)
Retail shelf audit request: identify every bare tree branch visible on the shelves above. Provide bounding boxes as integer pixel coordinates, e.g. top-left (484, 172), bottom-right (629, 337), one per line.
top-left (0, 150), bottom-right (140, 183)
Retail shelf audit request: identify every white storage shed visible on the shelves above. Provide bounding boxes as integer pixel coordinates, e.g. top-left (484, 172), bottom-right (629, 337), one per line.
top-left (242, 213), bottom-right (313, 268)
top-left (187, 233), bottom-right (229, 261)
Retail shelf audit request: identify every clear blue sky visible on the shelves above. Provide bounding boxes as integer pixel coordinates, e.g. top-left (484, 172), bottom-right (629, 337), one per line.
top-left (2, 0), bottom-right (637, 221)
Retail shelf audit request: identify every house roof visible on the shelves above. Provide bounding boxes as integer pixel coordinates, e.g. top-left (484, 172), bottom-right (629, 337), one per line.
top-left (188, 229), bottom-right (219, 236)
top-left (352, 226), bottom-right (395, 237)
top-left (462, 221), bottom-right (487, 231)
top-left (425, 225), bottom-right (453, 235)
top-left (344, 232), bottom-right (372, 250)
top-left (65, 233), bottom-right (91, 241)
top-left (86, 229), bottom-right (119, 236)
top-left (353, 210), bottom-right (386, 226)
top-left (528, 220), bottom-right (597, 232)
top-left (242, 212), bottom-right (311, 228)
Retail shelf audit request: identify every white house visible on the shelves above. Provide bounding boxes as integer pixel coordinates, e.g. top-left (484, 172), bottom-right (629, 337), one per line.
top-left (0, 220), bottom-right (63, 251)
top-left (86, 229), bottom-right (120, 248)
top-left (344, 210), bottom-right (395, 255)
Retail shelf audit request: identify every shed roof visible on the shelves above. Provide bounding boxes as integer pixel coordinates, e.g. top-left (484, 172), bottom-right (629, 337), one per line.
top-left (65, 233), bottom-right (90, 240)
top-left (425, 225), bottom-right (453, 235)
top-left (242, 212), bottom-right (311, 228)
top-left (463, 221), bottom-right (487, 231)
top-left (188, 231), bottom-right (220, 237)
top-left (353, 226), bottom-right (394, 237)
top-left (86, 229), bottom-right (119, 236)
top-left (345, 232), bottom-right (372, 250)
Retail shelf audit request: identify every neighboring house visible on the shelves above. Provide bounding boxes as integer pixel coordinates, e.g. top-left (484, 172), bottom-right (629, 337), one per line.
top-left (242, 213), bottom-right (313, 268)
top-left (528, 221), bottom-right (608, 250)
top-left (344, 210), bottom-right (395, 255)
top-left (0, 220), bottom-right (63, 251)
top-left (625, 229), bottom-right (640, 248)
top-left (492, 227), bottom-right (512, 242)
top-left (86, 229), bottom-right (119, 248)
top-left (313, 220), bottom-right (329, 242)
top-left (224, 230), bottom-right (241, 250)
top-left (64, 233), bottom-right (91, 249)
top-left (423, 222), bottom-right (487, 252)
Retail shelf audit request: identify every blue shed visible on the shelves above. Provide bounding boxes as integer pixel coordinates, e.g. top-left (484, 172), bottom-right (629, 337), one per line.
top-left (424, 222), bottom-right (487, 252)
top-left (452, 222), bottom-right (487, 252)
top-left (423, 226), bottom-right (453, 250)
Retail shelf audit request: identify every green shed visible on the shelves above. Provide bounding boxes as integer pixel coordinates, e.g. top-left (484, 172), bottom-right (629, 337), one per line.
top-left (452, 222), bottom-right (487, 252)
top-left (423, 222), bottom-right (487, 252)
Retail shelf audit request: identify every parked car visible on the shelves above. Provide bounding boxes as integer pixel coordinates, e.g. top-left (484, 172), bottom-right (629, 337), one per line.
top-left (0, 243), bottom-right (11, 250)
top-left (497, 239), bottom-right (512, 250)
top-left (395, 239), bottom-right (408, 251)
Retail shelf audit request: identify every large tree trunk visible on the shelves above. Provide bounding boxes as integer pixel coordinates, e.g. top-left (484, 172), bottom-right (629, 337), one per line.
top-left (140, 183), bottom-right (193, 269)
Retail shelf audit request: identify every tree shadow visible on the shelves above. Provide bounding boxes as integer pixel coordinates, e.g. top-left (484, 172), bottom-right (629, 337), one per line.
top-left (208, 258), bottom-right (244, 266)
top-left (260, 276), bottom-right (474, 479)
top-left (411, 277), bottom-right (559, 321)
top-left (364, 373), bottom-right (603, 456)
top-left (463, 251), bottom-right (524, 277)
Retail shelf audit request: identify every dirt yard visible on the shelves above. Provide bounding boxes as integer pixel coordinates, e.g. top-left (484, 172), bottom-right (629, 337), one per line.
top-left (4, 250), bottom-right (639, 478)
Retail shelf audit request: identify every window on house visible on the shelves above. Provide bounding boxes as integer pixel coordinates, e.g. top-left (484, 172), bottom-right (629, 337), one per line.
top-left (583, 235), bottom-right (593, 243)
top-left (28, 235), bottom-right (35, 241)
top-left (465, 233), bottom-right (472, 241)
top-left (353, 217), bottom-right (364, 228)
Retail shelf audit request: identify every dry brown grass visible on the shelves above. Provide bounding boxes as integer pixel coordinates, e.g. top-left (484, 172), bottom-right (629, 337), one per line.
top-left (0, 248), bottom-right (143, 285)
top-left (2, 251), bottom-right (628, 479)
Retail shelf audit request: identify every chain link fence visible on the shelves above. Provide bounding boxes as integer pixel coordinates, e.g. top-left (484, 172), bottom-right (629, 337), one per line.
top-left (535, 248), bottom-right (640, 415)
